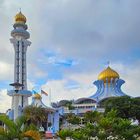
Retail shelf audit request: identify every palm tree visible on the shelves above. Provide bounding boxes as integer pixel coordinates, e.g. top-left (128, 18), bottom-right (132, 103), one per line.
top-left (23, 105), bottom-right (48, 127)
top-left (0, 115), bottom-right (40, 140)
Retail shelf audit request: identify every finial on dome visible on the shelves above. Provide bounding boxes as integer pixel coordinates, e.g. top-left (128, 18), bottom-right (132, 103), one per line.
top-left (15, 10), bottom-right (26, 24)
top-left (107, 61), bottom-right (110, 67)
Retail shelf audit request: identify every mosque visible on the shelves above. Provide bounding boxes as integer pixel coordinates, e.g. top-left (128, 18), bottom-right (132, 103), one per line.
top-left (6, 11), bottom-right (128, 132)
top-left (54, 65), bottom-right (127, 123)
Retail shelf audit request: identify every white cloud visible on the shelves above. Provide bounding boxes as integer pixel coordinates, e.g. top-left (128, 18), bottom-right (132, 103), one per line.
top-left (27, 79), bottom-right (36, 91)
top-left (41, 72), bottom-right (98, 103)
top-left (0, 61), bottom-right (13, 80)
top-left (27, 63), bottom-right (48, 79)
top-left (109, 62), bottom-right (140, 97)
top-left (0, 89), bottom-right (11, 113)
top-left (120, 65), bottom-right (140, 97)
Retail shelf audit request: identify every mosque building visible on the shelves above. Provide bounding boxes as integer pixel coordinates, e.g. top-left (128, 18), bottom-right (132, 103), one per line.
top-left (55, 66), bottom-right (128, 122)
top-left (6, 11), bottom-right (128, 132)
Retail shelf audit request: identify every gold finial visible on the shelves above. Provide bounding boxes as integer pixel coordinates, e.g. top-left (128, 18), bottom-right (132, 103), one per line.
top-left (107, 61), bottom-right (110, 67)
top-left (15, 10), bottom-right (26, 23)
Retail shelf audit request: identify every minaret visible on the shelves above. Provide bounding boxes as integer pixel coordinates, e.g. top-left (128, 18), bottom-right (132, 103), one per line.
top-left (7, 11), bottom-right (32, 121)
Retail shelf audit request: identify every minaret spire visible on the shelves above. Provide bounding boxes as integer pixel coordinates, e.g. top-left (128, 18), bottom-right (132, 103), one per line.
top-left (7, 11), bottom-right (32, 121)
top-left (11, 11), bottom-right (29, 89)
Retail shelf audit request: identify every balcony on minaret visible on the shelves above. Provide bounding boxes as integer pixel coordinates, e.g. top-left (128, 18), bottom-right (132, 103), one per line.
top-left (10, 82), bottom-right (24, 93)
top-left (7, 82), bottom-right (32, 96)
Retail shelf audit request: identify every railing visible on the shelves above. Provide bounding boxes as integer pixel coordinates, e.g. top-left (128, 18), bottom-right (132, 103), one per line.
top-left (7, 90), bottom-right (32, 96)
top-left (63, 107), bottom-right (96, 114)
top-left (58, 107), bottom-right (105, 115)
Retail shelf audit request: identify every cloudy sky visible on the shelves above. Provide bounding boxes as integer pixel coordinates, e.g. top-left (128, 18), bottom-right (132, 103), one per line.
top-left (0, 0), bottom-right (140, 112)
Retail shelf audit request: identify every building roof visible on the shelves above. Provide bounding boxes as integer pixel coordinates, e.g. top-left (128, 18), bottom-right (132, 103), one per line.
top-left (74, 98), bottom-right (97, 104)
top-left (98, 66), bottom-right (119, 82)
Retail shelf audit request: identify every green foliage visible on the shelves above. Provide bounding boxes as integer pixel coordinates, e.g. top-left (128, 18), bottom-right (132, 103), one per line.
top-left (58, 110), bottom-right (140, 140)
top-left (72, 130), bottom-right (84, 140)
top-left (84, 111), bottom-right (102, 124)
top-left (66, 113), bottom-right (81, 125)
top-left (57, 129), bottom-right (73, 140)
top-left (63, 100), bottom-right (75, 110)
top-left (104, 96), bottom-right (140, 124)
top-left (58, 100), bottom-right (75, 110)
top-left (23, 105), bottom-right (48, 126)
top-left (0, 115), bottom-right (40, 140)
top-left (131, 98), bottom-right (140, 122)
top-left (72, 129), bottom-right (88, 140)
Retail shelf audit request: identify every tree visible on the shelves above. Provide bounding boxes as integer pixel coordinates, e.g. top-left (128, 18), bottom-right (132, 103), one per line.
top-left (23, 105), bottom-right (48, 127)
top-left (84, 111), bottom-right (103, 124)
top-left (58, 110), bottom-right (140, 140)
top-left (104, 96), bottom-right (131, 118)
top-left (65, 101), bottom-right (75, 110)
top-left (57, 129), bottom-right (73, 140)
top-left (66, 113), bottom-right (81, 125)
top-left (104, 96), bottom-right (140, 124)
top-left (98, 110), bottom-right (140, 140)
top-left (0, 115), bottom-right (40, 140)
top-left (131, 98), bottom-right (140, 123)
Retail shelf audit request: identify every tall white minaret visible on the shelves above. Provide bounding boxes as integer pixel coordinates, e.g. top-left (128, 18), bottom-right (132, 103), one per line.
top-left (7, 11), bottom-right (32, 121)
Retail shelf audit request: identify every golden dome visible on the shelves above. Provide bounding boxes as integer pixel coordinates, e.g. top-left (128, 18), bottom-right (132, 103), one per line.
top-left (34, 94), bottom-right (42, 99)
top-left (98, 66), bottom-right (119, 83)
top-left (15, 12), bottom-right (26, 23)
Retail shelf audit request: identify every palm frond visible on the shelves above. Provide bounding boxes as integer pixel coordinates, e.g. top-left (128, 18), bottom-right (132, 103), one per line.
top-left (24, 130), bottom-right (40, 140)
top-left (0, 115), bottom-right (17, 134)
top-left (15, 115), bottom-right (26, 131)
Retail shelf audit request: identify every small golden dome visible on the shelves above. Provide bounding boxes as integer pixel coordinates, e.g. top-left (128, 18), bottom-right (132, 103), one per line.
top-left (15, 12), bottom-right (26, 23)
top-left (98, 66), bottom-right (119, 83)
top-left (34, 94), bottom-right (42, 99)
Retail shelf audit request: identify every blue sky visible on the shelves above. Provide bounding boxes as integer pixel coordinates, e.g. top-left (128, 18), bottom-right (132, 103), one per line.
top-left (0, 0), bottom-right (140, 112)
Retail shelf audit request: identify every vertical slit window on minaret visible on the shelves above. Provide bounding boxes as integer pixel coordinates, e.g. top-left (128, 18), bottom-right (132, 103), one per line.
top-left (17, 41), bottom-right (20, 83)
top-left (22, 41), bottom-right (24, 89)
